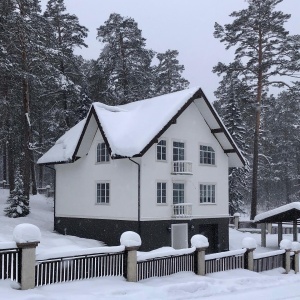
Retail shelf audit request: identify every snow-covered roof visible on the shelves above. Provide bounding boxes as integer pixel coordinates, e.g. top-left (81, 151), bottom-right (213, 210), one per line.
top-left (254, 202), bottom-right (300, 223)
top-left (37, 87), bottom-right (245, 167)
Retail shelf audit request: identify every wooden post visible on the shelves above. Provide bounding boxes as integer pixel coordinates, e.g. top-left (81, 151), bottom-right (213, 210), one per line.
top-left (267, 223), bottom-right (272, 234)
top-left (293, 220), bottom-right (298, 242)
top-left (17, 242), bottom-right (39, 290)
top-left (194, 247), bottom-right (208, 276)
top-left (233, 213), bottom-right (240, 229)
top-left (278, 223), bottom-right (283, 247)
top-left (261, 223), bottom-right (267, 247)
top-left (124, 246), bottom-right (139, 282)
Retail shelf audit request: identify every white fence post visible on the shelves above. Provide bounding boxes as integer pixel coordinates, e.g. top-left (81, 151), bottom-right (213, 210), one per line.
top-left (280, 239), bottom-right (292, 274)
top-left (120, 231), bottom-right (141, 282)
top-left (292, 242), bottom-right (300, 274)
top-left (13, 224), bottom-right (41, 290)
top-left (242, 237), bottom-right (257, 271)
top-left (191, 234), bottom-right (209, 276)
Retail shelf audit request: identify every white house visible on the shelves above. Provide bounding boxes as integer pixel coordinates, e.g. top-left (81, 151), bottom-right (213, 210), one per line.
top-left (38, 87), bottom-right (245, 252)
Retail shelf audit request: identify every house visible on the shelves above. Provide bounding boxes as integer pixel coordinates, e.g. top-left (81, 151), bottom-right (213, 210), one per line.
top-left (37, 87), bottom-right (245, 252)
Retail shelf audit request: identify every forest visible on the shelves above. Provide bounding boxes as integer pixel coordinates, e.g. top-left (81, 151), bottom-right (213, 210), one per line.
top-left (0, 0), bottom-right (299, 219)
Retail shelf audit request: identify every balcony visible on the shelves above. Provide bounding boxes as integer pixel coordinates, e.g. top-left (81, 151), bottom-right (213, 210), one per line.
top-left (171, 161), bottom-right (192, 175)
top-left (171, 203), bottom-right (192, 219)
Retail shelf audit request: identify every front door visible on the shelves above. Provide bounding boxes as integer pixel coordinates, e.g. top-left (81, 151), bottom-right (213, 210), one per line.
top-left (171, 223), bottom-right (188, 249)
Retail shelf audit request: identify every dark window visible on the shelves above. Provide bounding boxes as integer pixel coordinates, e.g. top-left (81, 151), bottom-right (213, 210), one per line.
top-left (97, 142), bottom-right (110, 162)
top-left (157, 182), bottom-right (167, 204)
top-left (173, 183), bottom-right (184, 204)
top-left (200, 184), bottom-right (215, 203)
top-left (96, 182), bottom-right (110, 204)
top-left (173, 141), bottom-right (184, 161)
top-left (157, 140), bottom-right (167, 161)
top-left (200, 145), bottom-right (215, 165)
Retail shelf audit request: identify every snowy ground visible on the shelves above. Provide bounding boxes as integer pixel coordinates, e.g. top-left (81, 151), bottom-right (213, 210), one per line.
top-left (1, 189), bottom-right (300, 299)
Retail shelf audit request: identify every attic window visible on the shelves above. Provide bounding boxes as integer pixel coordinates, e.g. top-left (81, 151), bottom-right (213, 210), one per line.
top-left (157, 140), bottom-right (167, 161)
top-left (200, 145), bottom-right (215, 165)
top-left (96, 142), bottom-right (110, 163)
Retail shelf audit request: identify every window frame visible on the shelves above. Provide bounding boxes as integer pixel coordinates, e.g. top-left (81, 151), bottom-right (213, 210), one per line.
top-left (156, 181), bottom-right (167, 205)
top-left (96, 141), bottom-right (110, 163)
top-left (172, 140), bottom-right (185, 162)
top-left (96, 181), bottom-right (110, 205)
top-left (156, 139), bottom-right (167, 162)
top-left (172, 182), bottom-right (185, 204)
top-left (199, 183), bottom-right (216, 204)
top-left (199, 144), bottom-right (216, 166)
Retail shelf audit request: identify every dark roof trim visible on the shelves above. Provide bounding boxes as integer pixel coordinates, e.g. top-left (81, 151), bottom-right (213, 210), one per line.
top-left (224, 149), bottom-right (236, 154)
top-left (211, 128), bottom-right (223, 134)
top-left (200, 90), bottom-right (246, 166)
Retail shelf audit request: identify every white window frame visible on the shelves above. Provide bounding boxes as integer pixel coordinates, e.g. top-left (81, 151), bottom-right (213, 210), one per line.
top-left (172, 140), bottom-right (185, 161)
top-left (199, 144), bottom-right (215, 165)
top-left (199, 183), bottom-right (216, 204)
top-left (156, 139), bottom-right (167, 162)
top-left (156, 181), bottom-right (167, 205)
top-left (172, 182), bottom-right (185, 204)
top-left (96, 142), bottom-right (110, 163)
top-left (96, 181), bottom-right (110, 204)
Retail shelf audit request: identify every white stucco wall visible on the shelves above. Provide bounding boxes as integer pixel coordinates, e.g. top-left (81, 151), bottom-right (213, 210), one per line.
top-left (56, 129), bottom-right (139, 220)
top-left (140, 102), bottom-right (229, 221)
top-left (55, 101), bottom-right (229, 222)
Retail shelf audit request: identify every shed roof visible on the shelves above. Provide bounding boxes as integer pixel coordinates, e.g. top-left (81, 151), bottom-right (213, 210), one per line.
top-left (254, 202), bottom-right (300, 223)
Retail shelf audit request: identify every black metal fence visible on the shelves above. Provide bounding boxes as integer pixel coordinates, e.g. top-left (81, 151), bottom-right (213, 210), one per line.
top-left (35, 251), bottom-right (124, 286)
top-left (253, 251), bottom-right (285, 272)
top-left (0, 248), bottom-right (20, 281)
top-left (137, 253), bottom-right (194, 281)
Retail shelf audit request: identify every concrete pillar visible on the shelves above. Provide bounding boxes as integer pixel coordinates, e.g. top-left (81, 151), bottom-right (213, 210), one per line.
top-left (245, 248), bottom-right (255, 271)
top-left (293, 220), bottom-right (298, 242)
top-left (233, 213), bottom-right (240, 229)
top-left (284, 249), bottom-right (291, 274)
top-left (194, 247), bottom-right (208, 276)
top-left (261, 223), bottom-right (267, 247)
top-left (125, 246), bottom-right (139, 282)
top-left (278, 223), bottom-right (283, 247)
top-left (17, 242), bottom-right (39, 290)
top-left (294, 251), bottom-right (299, 274)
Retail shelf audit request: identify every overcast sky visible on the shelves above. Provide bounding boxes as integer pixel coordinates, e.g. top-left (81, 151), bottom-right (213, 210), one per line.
top-left (41, 0), bottom-right (300, 101)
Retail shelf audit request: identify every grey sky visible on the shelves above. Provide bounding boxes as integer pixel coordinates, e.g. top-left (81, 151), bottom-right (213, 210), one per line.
top-left (41, 0), bottom-right (300, 101)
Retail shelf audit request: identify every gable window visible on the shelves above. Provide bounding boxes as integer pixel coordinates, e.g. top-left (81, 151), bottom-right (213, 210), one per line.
top-left (157, 182), bottom-right (167, 204)
top-left (173, 141), bottom-right (184, 161)
top-left (96, 142), bottom-right (110, 163)
top-left (200, 184), bottom-right (215, 204)
top-left (157, 140), bottom-right (167, 161)
top-left (200, 145), bottom-right (215, 165)
top-left (96, 182), bottom-right (110, 204)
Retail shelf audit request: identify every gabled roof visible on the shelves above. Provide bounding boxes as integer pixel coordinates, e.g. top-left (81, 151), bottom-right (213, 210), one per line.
top-left (254, 202), bottom-right (300, 223)
top-left (37, 87), bottom-right (245, 167)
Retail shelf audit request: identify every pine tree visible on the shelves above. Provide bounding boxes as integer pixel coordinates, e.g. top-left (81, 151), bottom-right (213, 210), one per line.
top-left (154, 49), bottom-right (189, 96)
top-left (4, 169), bottom-right (30, 218)
top-left (213, 0), bottom-right (300, 219)
top-left (96, 13), bottom-right (155, 104)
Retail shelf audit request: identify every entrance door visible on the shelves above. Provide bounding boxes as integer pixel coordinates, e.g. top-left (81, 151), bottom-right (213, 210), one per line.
top-left (171, 223), bottom-right (188, 249)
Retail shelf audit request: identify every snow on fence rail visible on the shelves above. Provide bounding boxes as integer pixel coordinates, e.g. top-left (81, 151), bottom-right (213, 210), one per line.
top-left (35, 246), bottom-right (125, 286)
top-left (0, 242), bottom-right (19, 282)
top-left (205, 249), bottom-right (246, 274)
top-left (137, 248), bottom-right (195, 281)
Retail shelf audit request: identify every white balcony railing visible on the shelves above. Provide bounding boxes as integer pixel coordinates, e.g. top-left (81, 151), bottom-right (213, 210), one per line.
top-left (171, 161), bottom-right (192, 174)
top-left (171, 203), bottom-right (192, 218)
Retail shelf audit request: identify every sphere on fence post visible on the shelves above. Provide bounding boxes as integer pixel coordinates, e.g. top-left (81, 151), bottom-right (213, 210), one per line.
top-left (191, 234), bottom-right (209, 276)
top-left (13, 224), bottom-right (41, 290)
top-left (120, 231), bottom-right (141, 282)
top-left (242, 237), bottom-right (257, 271)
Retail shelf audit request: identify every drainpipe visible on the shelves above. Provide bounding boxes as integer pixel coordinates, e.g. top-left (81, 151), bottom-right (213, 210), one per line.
top-left (129, 158), bottom-right (141, 235)
top-left (45, 165), bottom-right (56, 230)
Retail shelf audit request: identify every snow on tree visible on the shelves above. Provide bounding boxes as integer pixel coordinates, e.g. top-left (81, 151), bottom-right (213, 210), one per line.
top-left (213, 0), bottom-right (300, 219)
top-left (4, 169), bottom-right (30, 218)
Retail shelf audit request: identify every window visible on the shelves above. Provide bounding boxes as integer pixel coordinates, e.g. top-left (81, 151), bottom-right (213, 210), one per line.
top-left (200, 184), bottom-right (215, 203)
top-left (157, 182), bottom-right (167, 204)
top-left (200, 145), bottom-right (215, 165)
top-left (173, 183), bottom-right (184, 204)
top-left (96, 142), bottom-right (110, 162)
top-left (157, 140), bottom-right (167, 161)
top-left (96, 182), bottom-right (110, 204)
top-left (173, 141), bottom-right (184, 161)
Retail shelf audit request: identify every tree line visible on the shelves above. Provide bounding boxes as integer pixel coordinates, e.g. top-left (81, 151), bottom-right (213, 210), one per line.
top-left (0, 0), bottom-right (189, 217)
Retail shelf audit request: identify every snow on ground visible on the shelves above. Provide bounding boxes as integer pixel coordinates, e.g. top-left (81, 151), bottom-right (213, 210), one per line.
top-left (1, 188), bottom-right (300, 299)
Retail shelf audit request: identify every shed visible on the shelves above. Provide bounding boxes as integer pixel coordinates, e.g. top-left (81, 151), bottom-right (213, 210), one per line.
top-left (254, 202), bottom-right (300, 247)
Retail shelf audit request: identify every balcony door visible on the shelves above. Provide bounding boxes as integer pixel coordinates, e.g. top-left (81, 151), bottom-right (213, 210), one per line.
top-left (173, 183), bottom-right (184, 216)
